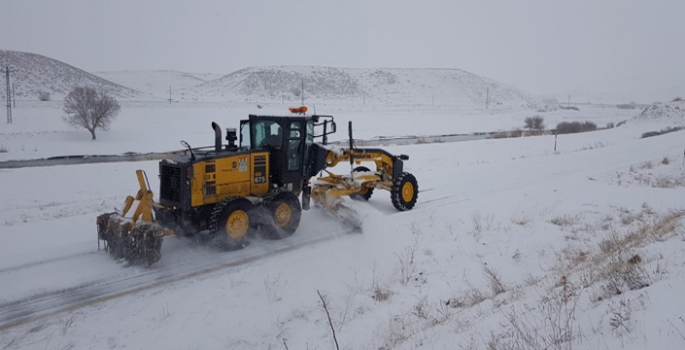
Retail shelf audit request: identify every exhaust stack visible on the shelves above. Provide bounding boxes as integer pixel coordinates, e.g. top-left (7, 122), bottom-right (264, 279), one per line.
top-left (211, 122), bottom-right (222, 152)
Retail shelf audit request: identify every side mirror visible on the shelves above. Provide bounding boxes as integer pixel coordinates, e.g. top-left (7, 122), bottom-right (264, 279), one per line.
top-left (180, 140), bottom-right (195, 161)
top-left (330, 121), bottom-right (337, 133)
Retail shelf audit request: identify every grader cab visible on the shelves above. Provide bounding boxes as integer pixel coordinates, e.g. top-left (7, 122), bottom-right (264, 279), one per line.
top-left (96, 113), bottom-right (418, 266)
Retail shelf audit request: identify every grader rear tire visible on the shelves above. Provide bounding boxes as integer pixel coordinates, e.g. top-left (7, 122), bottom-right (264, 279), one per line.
top-left (262, 191), bottom-right (302, 240)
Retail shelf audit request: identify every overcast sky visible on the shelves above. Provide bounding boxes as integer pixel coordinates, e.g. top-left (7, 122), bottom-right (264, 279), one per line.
top-left (1, 0), bottom-right (684, 95)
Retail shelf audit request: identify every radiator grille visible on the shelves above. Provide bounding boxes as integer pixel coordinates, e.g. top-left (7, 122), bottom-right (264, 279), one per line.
top-left (205, 181), bottom-right (216, 196)
top-left (160, 164), bottom-right (182, 203)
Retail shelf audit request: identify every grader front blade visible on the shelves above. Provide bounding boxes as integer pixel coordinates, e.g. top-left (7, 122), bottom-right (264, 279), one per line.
top-left (96, 170), bottom-right (173, 266)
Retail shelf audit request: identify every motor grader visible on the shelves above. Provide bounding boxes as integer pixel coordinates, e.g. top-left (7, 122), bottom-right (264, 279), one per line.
top-left (96, 113), bottom-right (419, 266)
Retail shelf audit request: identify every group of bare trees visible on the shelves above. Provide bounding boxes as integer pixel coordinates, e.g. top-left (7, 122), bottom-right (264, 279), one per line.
top-left (524, 115), bottom-right (545, 130)
top-left (62, 86), bottom-right (120, 140)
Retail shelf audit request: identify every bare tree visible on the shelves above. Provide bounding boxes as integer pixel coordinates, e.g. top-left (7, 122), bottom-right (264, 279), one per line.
top-left (62, 86), bottom-right (120, 140)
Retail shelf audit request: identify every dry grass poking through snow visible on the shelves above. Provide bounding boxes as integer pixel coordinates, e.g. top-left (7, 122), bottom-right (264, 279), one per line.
top-left (614, 156), bottom-right (685, 188)
top-left (550, 214), bottom-right (581, 227)
top-left (374, 206), bottom-right (685, 350)
top-left (470, 211), bottom-right (495, 241)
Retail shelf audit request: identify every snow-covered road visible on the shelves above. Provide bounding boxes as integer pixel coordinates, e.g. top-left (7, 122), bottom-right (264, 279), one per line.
top-left (2, 120), bottom-right (683, 331)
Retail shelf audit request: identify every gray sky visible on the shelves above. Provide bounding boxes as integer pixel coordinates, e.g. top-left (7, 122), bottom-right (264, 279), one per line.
top-left (2, 0), bottom-right (684, 96)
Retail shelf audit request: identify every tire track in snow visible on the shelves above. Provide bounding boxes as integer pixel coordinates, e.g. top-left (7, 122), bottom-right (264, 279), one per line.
top-left (0, 228), bottom-right (350, 331)
top-left (0, 251), bottom-right (98, 274)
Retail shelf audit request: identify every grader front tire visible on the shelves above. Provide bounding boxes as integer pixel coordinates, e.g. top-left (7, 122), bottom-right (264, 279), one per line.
top-left (210, 197), bottom-right (256, 250)
top-left (391, 172), bottom-right (418, 211)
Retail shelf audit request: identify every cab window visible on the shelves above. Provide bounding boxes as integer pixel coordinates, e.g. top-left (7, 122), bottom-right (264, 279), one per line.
top-left (252, 120), bottom-right (283, 149)
top-left (290, 122), bottom-right (301, 138)
top-left (240, 122), bottom-right (251, 149)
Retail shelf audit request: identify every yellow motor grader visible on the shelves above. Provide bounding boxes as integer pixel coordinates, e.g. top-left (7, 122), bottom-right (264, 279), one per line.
top-left (96, 113), bottom-right (418, 266)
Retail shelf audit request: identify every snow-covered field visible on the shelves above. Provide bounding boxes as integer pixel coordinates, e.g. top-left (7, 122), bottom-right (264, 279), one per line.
top-left (1, 103), bottom-right (685, 350)
top-left (0, 102), bottom-right (639, 161)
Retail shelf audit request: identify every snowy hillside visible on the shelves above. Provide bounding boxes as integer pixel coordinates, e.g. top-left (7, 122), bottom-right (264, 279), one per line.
top-left (0, 50), bottom-right (147, 101)
top-left (94, 70), bottom-right (224, 98)
top-left (176, 65), bottom-right (541, 109)
top-left (632, 99), bottom-right (685, 121)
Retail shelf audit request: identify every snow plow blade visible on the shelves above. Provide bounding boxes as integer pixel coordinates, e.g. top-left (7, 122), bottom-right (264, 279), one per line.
top-left (96, 170), bottom-right (173, 266)
top-left (96, 213), bottom-right (167, 266)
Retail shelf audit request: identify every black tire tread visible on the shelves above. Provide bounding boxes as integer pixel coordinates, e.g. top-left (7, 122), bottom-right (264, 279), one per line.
top-left (261, 190), bottom-right (302, 239)
top-left (390, 172), bottom-right (418, 211)
top-left (209, 197), bottom-right (254, 250)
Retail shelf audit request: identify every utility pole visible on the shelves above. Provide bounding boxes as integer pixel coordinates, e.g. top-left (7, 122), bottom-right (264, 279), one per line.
top-left (554, 131), bottom-right (558, 152)
top-left (168, 86), bottom-right (172, 104)
top-left (301, 79), bottom-right (304, 106)
top-left (12, 82), bottom-right (16, 108)
top-left (567, 94), bottom-right (570, 107)
top-left (486, 87), bottom-right (490, 110)
top-left (5, 66), bottom-right (11, 124)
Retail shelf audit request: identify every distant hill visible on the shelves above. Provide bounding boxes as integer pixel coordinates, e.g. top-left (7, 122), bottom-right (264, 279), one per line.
top-left (557, 71), bottom-right (685, 105)
top-left (0, 50), bottom-right (540, 108)
top-left (185, 72), bottom-right (225, 82)
top-left (175, 65), bottom-right (541, 109)
top-left (0, 49), bottom-right (147, 101)
top-left (94, 70), bottom-right (224, 98)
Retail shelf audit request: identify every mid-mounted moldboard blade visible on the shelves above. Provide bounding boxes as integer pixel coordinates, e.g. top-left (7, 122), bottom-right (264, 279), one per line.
top-left (313, 201), bottom-right (366, 233)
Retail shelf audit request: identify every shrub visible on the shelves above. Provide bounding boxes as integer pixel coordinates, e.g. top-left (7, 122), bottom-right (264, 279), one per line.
top-left (37, 90), bottom-right (51, 101)
top-left (672, 97), bottom-right (683, 102)
top-left (492, 132), bottom-right (510, 139)
top-left (641, 131), bottom-right (660, 138)
top-left (524, 115), bottom-right (545, 130)
top-left (606, 122), bottom-right (615, 129)
top-left (641, 126), bottom-right (684, 138)
top-left (555, 121), bottom-right (597, 134)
